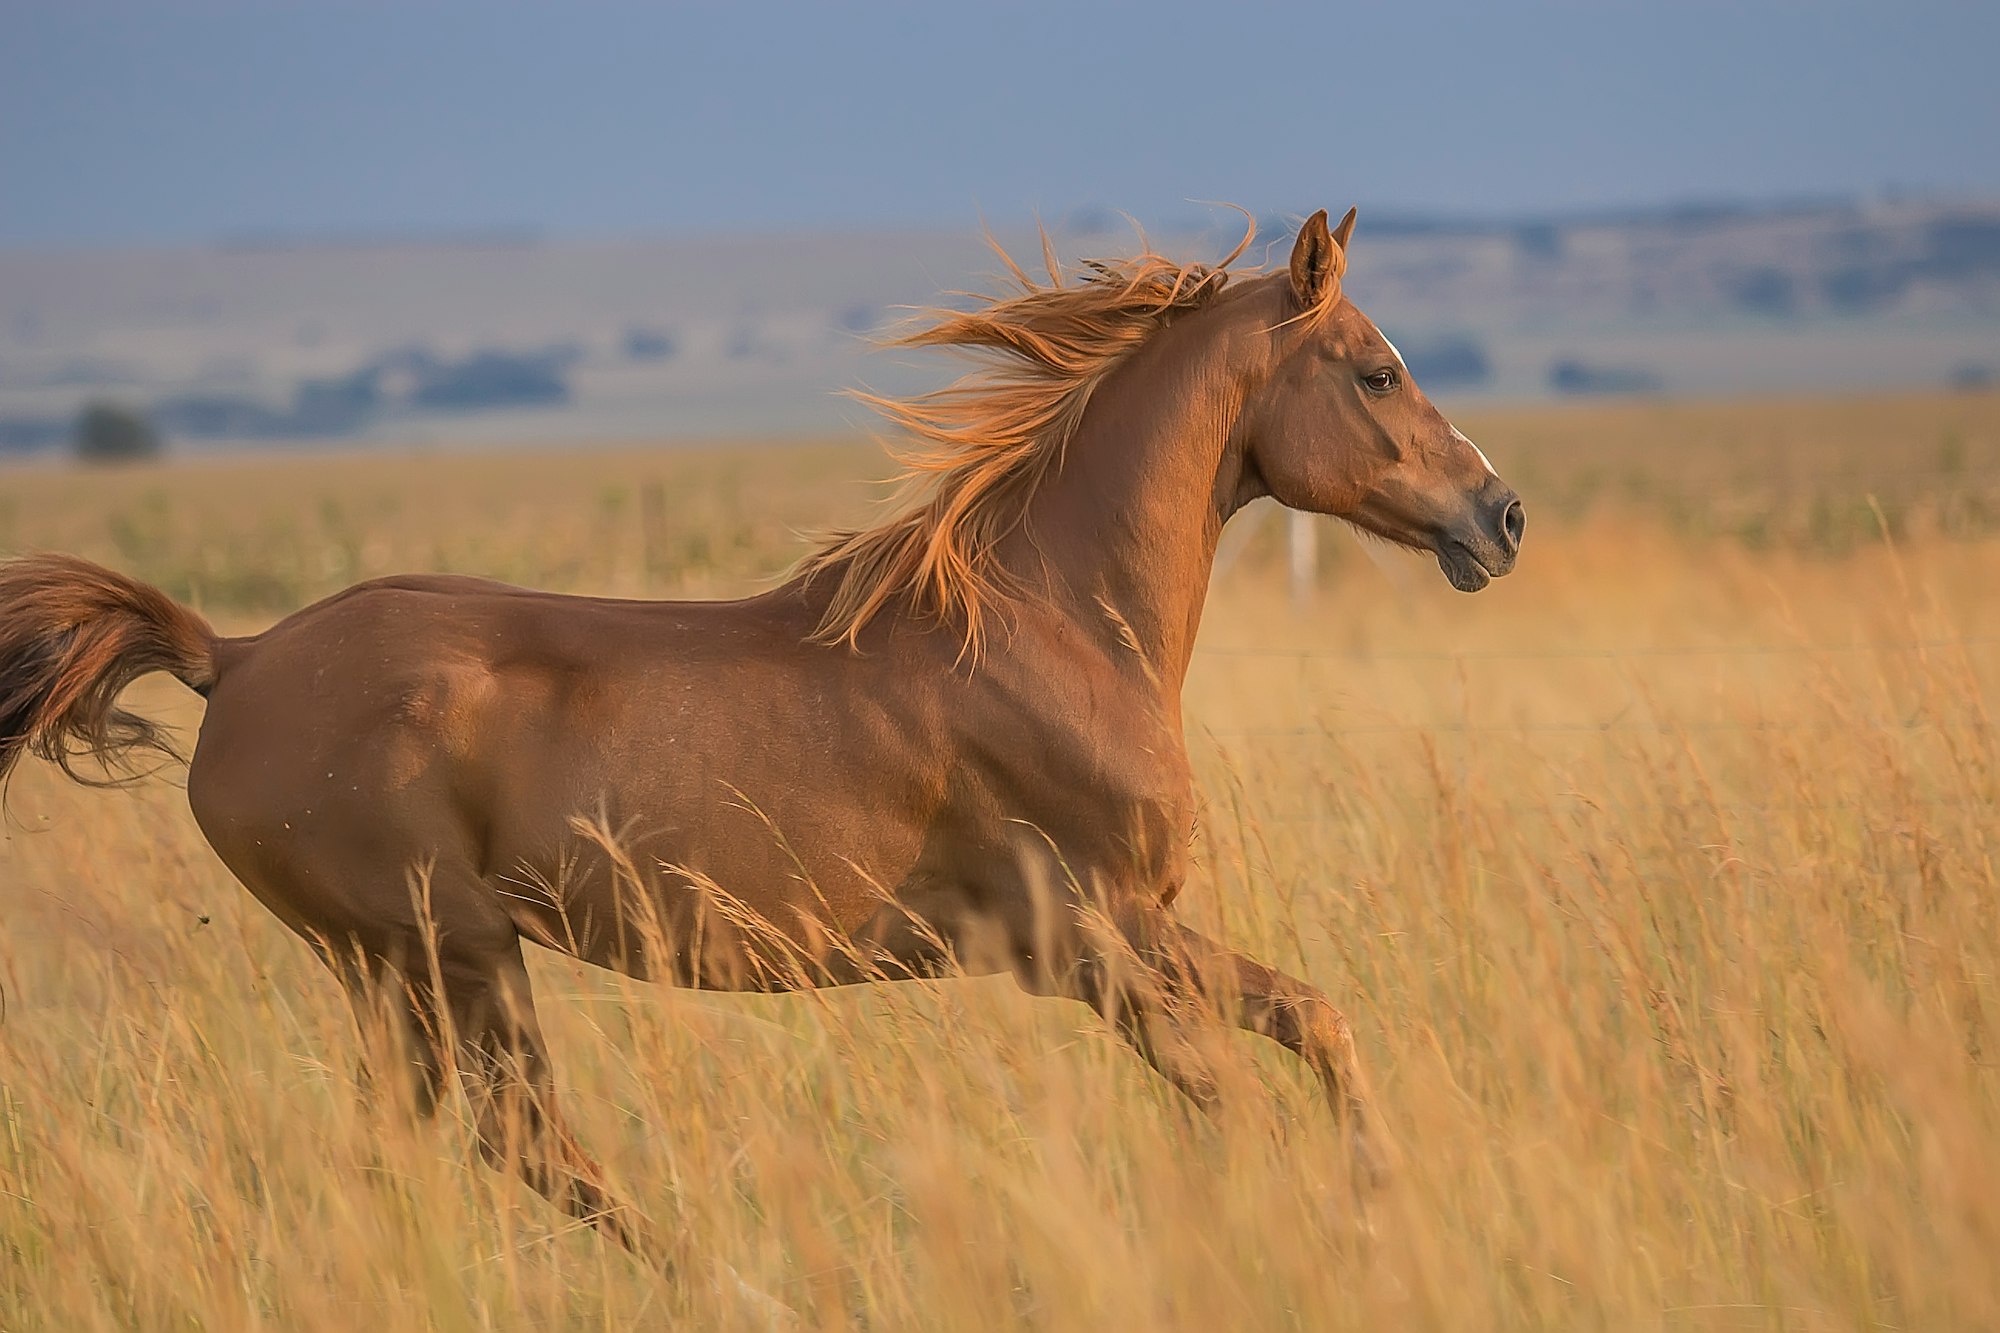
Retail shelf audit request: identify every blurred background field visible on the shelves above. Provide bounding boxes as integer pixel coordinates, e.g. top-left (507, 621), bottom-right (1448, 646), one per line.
top-left (4, 388), bottom-right (2000, 1330)
top-left (4, 201), bottom-right (1997, 451)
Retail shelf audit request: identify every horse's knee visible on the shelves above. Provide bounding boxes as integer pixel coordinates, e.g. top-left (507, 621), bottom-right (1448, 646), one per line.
top-left (1261, 989), bottom-right (1359, 1080)
top-left (1295, 994), bottom-right (1356, 1060)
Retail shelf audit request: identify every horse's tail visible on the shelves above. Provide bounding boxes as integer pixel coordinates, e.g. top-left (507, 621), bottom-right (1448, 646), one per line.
top-left (0, 553), bottom-right (220, 788)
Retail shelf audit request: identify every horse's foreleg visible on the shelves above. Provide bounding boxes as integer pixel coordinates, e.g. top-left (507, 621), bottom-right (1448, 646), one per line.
top-left (1062, 946), bottom-right (1224, 1110)
top-left (1066, 909), bottom-right (1386, 1186)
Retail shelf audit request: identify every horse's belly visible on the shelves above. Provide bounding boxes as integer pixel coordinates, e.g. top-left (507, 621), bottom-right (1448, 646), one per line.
top-left (476, 702), bottom-right (943, 983)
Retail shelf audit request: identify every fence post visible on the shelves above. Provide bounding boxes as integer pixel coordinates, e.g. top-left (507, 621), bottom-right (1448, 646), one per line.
top-left (1288, 510), bottom-right (1317, 607)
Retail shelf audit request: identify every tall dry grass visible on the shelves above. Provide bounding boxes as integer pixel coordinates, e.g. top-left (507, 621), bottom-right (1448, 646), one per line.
top-left (2, 392), bottom-right (1999, 1330)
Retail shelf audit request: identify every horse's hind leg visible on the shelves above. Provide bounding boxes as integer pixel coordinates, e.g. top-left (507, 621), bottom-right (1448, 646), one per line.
top-left (281, 860), bottom-right (652, 1254)
top-left (298, 880), bottom-right (796, 1324)
top-left (325, 950), bottom-right (447, 1118)
top-left (433, 938), bottom-right (654, 1254)
top-left (439, 945), bottom-right (798, 1322)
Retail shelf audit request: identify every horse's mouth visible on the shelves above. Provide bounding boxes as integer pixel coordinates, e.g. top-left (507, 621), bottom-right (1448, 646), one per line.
top-left (1437, 542), bottom-right (1495, 593)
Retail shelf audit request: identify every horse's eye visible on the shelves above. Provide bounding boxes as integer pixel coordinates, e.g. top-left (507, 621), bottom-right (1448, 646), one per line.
top-left (1362, 369), bottom-right (1399, 394)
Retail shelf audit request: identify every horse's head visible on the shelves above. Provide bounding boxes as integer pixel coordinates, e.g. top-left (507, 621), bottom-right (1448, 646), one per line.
top-left (1237, 207), bottom-right (1523, 591)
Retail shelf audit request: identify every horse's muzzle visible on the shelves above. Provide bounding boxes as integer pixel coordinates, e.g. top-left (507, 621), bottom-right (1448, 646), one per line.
top-left (1437, 486), bottom-right (1523, 592)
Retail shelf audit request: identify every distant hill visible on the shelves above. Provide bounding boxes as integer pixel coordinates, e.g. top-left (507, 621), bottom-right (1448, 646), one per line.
top-left (2, 197), bottom-right (1995, 454)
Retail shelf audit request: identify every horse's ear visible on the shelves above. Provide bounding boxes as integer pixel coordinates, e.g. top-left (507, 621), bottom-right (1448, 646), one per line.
top-left (1289, 208), bottom-right (1344, 309)
top-left (1331, 205), bottom-right (1358, 252)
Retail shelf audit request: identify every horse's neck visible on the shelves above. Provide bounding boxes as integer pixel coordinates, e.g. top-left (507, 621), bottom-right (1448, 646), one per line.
top-left (1007, 321), bottom-right (1247, 694)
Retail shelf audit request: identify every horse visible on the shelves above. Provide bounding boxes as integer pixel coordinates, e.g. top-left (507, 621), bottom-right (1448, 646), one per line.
top-left (0, 207), bottom-right (1521, 1274)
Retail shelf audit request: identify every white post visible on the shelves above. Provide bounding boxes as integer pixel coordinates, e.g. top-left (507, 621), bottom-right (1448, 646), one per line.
top-left (1288, 510), bottom-right (1317, 607)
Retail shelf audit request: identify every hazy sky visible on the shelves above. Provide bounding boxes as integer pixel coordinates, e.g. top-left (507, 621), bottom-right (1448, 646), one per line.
top-left (4, 1), bottom-right (1997, 248)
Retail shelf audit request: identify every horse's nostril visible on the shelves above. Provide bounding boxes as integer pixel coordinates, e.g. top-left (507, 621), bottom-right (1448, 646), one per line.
top-left (1501, 498), bottom-right (1525, 552)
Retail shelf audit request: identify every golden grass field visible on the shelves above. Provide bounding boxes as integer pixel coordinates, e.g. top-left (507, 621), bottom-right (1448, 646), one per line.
top-left (4, 390), bottom-right (2000, 1331)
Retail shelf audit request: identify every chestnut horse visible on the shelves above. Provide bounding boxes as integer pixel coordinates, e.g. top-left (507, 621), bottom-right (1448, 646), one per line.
top-left (0, 209), bottom-right (1520, 1265)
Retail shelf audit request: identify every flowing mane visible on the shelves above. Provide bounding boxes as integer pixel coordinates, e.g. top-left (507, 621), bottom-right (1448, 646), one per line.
top-left (801, 219), bottom-right (1259, 654)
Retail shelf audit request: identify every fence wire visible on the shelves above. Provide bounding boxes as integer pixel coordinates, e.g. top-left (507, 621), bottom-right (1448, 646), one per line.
top-left (1192, 635), bottom-right (2000, 665)
top-left (1184, 635), bottom-right (2000, 741)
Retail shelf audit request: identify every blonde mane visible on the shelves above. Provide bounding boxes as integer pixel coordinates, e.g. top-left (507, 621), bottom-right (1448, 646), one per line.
top-left (802, 219), bottom-right (1264, 655)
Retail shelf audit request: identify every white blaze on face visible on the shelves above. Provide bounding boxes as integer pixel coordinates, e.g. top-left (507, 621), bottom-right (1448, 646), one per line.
top-left (1451, 425), bottom-right (1497, 476)
top-left (1376, 326), bottom-right (1409, 371)
top-left (1373, 319), bottom-right (1496, 478)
